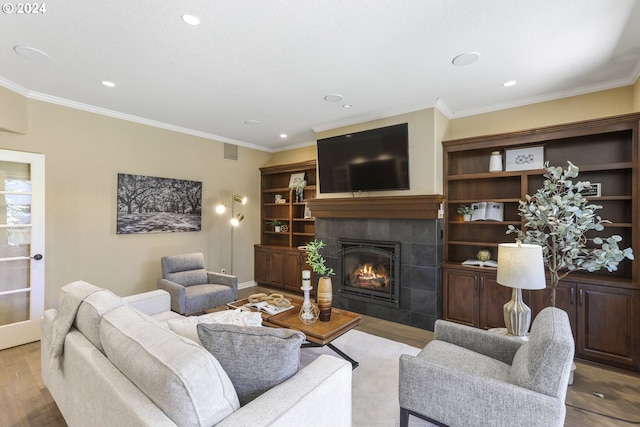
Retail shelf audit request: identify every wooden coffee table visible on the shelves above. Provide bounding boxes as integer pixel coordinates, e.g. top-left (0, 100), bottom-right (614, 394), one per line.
top-left (226, 297), bottom-right (362, 368)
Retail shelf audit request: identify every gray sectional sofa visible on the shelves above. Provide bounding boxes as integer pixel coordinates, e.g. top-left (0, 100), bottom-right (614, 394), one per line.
top-left (41, 281), bottom-right (352, 427)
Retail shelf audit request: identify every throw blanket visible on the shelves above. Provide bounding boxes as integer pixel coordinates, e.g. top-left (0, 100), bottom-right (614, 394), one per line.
top-left (49, 280), bottom-right (104, 358)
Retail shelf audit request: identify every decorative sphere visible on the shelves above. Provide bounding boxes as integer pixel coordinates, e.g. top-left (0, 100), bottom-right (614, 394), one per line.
top-left (477, 249), bottom-right (492, 262)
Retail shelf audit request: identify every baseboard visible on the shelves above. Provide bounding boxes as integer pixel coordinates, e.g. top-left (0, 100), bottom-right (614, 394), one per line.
top-left (238, 281), bottom-right (257, 290)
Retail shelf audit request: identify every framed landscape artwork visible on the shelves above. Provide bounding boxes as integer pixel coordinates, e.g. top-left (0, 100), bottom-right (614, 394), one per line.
top-left (116, 173), bottom-right (202, 234)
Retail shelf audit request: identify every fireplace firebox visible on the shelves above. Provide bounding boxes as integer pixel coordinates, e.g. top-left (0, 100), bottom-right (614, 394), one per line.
top-left (338, 238), bottom-right (400, 307)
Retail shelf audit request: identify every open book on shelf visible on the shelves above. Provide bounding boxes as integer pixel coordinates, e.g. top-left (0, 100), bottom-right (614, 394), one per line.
top-left (470, 202), bottom-right (504, 221)
top-left (244, 300), bottom-right (295, 315)
top-left (462, 259), bottom-right (498, 268)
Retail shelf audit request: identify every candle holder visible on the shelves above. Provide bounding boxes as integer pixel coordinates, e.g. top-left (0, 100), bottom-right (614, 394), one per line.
top-left (299, 270), bottom-right (319, 325)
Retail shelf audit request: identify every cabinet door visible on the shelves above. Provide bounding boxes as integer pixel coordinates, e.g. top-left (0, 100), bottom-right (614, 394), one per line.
top-left (254, 247), bottom-right (270, 284)
top-left (283, 251), bottom-right (304, 292)
top-left (442, 268), bottom-right (479, 327)
top-left (268, 250), bottom-right (285, 286)
top-left (528, 282), bottom-right (577, 338)
top-left (577, 283), bottom-right (639, 369)
top-left (479, 273), bottom-right (514, 330)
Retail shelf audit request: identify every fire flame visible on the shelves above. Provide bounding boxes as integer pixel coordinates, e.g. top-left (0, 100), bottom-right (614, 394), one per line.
top-left (351, 263), bottom-right (389, 289)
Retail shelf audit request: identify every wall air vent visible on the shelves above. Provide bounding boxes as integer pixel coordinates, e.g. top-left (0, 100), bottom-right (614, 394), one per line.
top-left (224, 143), bottom-right (238, 160)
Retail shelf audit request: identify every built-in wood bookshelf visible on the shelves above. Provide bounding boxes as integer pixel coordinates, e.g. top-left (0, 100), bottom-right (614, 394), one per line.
top-left (442, 112), bottom-right (640, 372)
top-left (255, 160), bottom-right (317, 292)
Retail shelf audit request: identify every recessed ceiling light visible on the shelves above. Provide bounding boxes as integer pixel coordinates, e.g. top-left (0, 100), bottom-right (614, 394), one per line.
top-left (101, 81), bottom-right (116, 88)
top-left (343, 104), bottom-right (353, 109)
top-left (181, 14), bottom-right (200, 25)
top-left (324, 94), bottom-right (343, 103)
top-left (503, 80), bottom-right (517, 87)
top-left (13, 45), bottom-right (49, 61)
top-left (452, 52), bottom-right (480, 66)
top-left (280, 134), bottom-right (288, 139)
top-left (244, 119), bottom-right (261, 126)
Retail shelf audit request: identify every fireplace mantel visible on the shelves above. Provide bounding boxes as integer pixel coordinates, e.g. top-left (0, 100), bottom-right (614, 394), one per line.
top-left (307, 195), bottom-right (444, 220)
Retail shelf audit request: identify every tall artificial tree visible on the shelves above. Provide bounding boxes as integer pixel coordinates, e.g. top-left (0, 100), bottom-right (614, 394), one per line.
top-left (507, 162), bottom-right (634, 307)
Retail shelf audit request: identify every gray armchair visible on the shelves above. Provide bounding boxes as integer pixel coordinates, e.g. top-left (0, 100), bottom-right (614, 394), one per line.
top-left (399, 307), bottom-right (574, 427)
top-left (157, 252), bottom-right (238, 316)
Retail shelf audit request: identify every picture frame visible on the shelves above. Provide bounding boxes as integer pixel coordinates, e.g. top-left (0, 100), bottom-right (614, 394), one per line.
top-left (581, 183), bottom-right (601, 197)
top-left (505, 146), bottom-right (545, 171)
top-left (289, 172), bottom-right (305, 188)
top-left (116, 173), bottom-right (202, 234)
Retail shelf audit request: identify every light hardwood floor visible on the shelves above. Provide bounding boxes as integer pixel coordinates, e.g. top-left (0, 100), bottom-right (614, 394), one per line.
top-left (2, 285), bottom-right (638, 427)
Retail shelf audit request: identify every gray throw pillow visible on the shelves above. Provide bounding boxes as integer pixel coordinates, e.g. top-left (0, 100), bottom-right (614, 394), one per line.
top-left (197, 323), bottom-right (305, 405)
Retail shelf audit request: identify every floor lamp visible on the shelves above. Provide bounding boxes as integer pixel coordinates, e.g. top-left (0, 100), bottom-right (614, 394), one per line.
top-left (496, 242), bottom-right (546, 336)
top-left (216, 194), bottom-right (247, 274)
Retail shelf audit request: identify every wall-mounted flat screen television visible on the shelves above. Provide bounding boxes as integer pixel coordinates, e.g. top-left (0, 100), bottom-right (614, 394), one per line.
top-left (317, 123), bottom-right (409, 193)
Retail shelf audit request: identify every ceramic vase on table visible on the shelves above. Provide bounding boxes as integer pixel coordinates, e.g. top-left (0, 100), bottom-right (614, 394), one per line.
top-left (316, 277), bottom-right (333, 321)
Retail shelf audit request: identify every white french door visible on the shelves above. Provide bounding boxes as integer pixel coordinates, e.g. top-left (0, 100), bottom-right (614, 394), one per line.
top-left (0, 149), bottom-right (45, 350)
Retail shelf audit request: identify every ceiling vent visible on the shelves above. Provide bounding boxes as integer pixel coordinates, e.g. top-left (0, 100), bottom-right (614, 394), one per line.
top-left (224, 143), bottom-right (238, 160)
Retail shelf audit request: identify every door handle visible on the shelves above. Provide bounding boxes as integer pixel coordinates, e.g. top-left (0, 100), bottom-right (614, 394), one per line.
top-left (31, 254), bottom-right (43, 260)
top-left (570, 287), bottom-right (575, 305)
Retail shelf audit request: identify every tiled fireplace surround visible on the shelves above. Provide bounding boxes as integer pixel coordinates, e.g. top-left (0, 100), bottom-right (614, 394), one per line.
top-left (308, 195), bottom-right (444, 331)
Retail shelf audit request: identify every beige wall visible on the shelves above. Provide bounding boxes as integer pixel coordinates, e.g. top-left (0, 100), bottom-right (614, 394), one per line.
top-left (263, 145), bottom-right (316, 167)
top-left (0, 96), bottom-right (270, 308)
top-left (634, 77), bottom-right (640, 112)
top-left (0, 86), bottom-right (28, 134)
top-left (446, 86), bottom-right (635, 140)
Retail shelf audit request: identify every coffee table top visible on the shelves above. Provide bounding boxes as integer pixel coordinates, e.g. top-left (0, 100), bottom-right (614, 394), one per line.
top-left (226, 296), bottom-right (362, 346)
top-left (265, 307), bottom-right (362, 346)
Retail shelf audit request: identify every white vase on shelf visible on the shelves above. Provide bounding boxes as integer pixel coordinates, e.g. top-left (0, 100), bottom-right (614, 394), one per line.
top-left (489, 151), bottom-right (503, 172)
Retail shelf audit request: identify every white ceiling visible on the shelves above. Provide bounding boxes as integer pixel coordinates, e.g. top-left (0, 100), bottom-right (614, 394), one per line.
top-left (2, 0), bottom-right (640, 152)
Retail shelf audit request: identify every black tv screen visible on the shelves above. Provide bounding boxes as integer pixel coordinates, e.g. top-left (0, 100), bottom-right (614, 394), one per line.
top-left (317, 123), bottom-right (409, 193)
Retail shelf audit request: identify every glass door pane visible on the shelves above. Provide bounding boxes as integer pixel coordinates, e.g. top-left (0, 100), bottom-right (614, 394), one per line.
top-left (0, 150), bottom-right (44, 350)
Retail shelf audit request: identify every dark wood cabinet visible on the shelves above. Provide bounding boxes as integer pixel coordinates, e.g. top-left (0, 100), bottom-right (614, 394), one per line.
top-left (282, 250), bottom-right (306, 292)
top-left (528, 281), bottom-right (576, 336)
top-left (444, 264), bottom-right (640, 370)
top-left (254, 246), bottom-right (270, 284)
top-left (442, 267), bottom-right (478, 326)
top-left (442, 112), bottom-right (640, 372)
top-left (576, 282), bottom-right (640, 368)
top-left (529, 280), bottom-right (640, 369)
top-left (442, 265), bottom-right (522, 330)
top-left (479, 273), bottom-right (513, 330)
top-left (254, 245), bottom-right (309, 292)
top-left (255, 160), bottom-right (317, 292)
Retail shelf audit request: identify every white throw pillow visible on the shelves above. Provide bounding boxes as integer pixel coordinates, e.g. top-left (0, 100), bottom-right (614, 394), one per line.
top-left (168, 309), bottom-right (262, 345)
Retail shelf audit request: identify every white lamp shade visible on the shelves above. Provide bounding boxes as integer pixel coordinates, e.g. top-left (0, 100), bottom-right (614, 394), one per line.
top-left (496, 243), bottom-right (546, 290)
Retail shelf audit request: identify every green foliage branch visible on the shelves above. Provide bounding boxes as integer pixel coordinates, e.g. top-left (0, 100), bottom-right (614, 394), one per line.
top-left (305, 239), bottom-right (335, 278)
top-left (506, 161), bottom-right (634, 306)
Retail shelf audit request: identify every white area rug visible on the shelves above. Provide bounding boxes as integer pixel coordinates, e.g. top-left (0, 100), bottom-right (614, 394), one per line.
top-left (300, 329), bottom-right (434, 427)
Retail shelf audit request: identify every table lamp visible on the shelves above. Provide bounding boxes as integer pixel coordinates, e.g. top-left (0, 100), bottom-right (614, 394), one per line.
top-left (496, 242), bottom-right (546, 336)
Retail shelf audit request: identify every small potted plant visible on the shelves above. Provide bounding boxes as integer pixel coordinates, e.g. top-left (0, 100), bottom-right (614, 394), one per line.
top-left (305, 239), bottom-right (335, 321)
top-left (267, 219), bottom-right (286, 232)
top-left (457, 205), bottom-right (474, 221)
